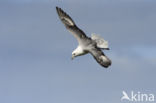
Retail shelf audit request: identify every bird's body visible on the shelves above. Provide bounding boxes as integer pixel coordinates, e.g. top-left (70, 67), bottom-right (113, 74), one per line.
top-left (56, 6), bottom-right (111, 68)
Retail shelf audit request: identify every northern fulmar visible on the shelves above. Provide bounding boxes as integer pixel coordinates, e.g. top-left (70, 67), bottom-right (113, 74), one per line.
top-left (56, 7), bottom-right (111, 68)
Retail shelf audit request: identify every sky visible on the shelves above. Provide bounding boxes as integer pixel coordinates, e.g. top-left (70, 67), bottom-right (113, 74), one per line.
top-left (0, 0), bottom-right (156, 103)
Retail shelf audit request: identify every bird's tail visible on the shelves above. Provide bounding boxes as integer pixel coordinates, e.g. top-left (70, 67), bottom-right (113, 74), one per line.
top-left (91, 33), bottom-right (109, 49)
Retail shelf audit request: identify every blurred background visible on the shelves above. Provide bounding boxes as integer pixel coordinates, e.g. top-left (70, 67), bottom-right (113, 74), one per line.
top-left (0, 0), bottom-right (156, 103)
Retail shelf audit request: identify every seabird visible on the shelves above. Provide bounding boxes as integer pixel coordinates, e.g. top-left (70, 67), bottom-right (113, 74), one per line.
top-left (56, 6), bottom-right (111, 68)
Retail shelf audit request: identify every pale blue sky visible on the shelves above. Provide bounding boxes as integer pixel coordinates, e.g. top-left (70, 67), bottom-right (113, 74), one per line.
top-left (0, 0), bottom-right (156, 103)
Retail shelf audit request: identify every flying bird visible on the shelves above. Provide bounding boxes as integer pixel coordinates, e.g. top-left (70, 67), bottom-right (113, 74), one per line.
top-left (56, 6), bottom-right (111, 68)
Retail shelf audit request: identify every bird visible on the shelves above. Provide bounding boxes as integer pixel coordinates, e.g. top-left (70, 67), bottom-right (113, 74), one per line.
top-left (56, 6), bottom-right (111, 68)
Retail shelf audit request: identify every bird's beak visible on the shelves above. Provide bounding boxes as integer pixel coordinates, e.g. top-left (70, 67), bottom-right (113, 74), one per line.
top-left (71, 55), bottom-right (74, 60)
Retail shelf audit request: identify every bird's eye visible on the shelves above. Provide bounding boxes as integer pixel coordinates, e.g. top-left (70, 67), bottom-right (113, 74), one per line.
top-left (73, 53), bottom-right (76, 56)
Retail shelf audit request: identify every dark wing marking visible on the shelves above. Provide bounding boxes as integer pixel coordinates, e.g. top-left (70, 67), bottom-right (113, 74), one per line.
top-left (56, 6), bottom-right (87, 44)
top-left (89, 48), bottom-right (111, 68)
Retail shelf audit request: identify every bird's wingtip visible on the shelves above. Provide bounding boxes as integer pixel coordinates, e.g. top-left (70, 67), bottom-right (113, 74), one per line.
top-left (56, 6), bottom-right (60, 14)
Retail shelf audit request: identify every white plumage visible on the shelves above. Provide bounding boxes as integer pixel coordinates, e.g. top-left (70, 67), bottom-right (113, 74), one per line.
top-left (91, 33), bottom-right (109, 49)
top-left (56, 6), bottom-right (111, 68)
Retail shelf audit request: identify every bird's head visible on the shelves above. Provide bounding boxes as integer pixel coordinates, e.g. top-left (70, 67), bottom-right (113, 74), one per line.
top-left (71, 46), bottom-right (83, 60)
top-left (71, 52), bottom-right (78, 60)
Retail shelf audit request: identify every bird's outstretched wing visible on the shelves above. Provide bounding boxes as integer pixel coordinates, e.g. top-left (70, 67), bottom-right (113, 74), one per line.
top-left (89, 48), bottom-right (111, 68)
top-left (56, 7), bottom-right (87, 44)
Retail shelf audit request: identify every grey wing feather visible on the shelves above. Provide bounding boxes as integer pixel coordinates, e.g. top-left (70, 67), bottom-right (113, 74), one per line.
top-left (89, 48), bottom-right (111, 68)
top-left (56, 7), bottom-right (87, 43)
